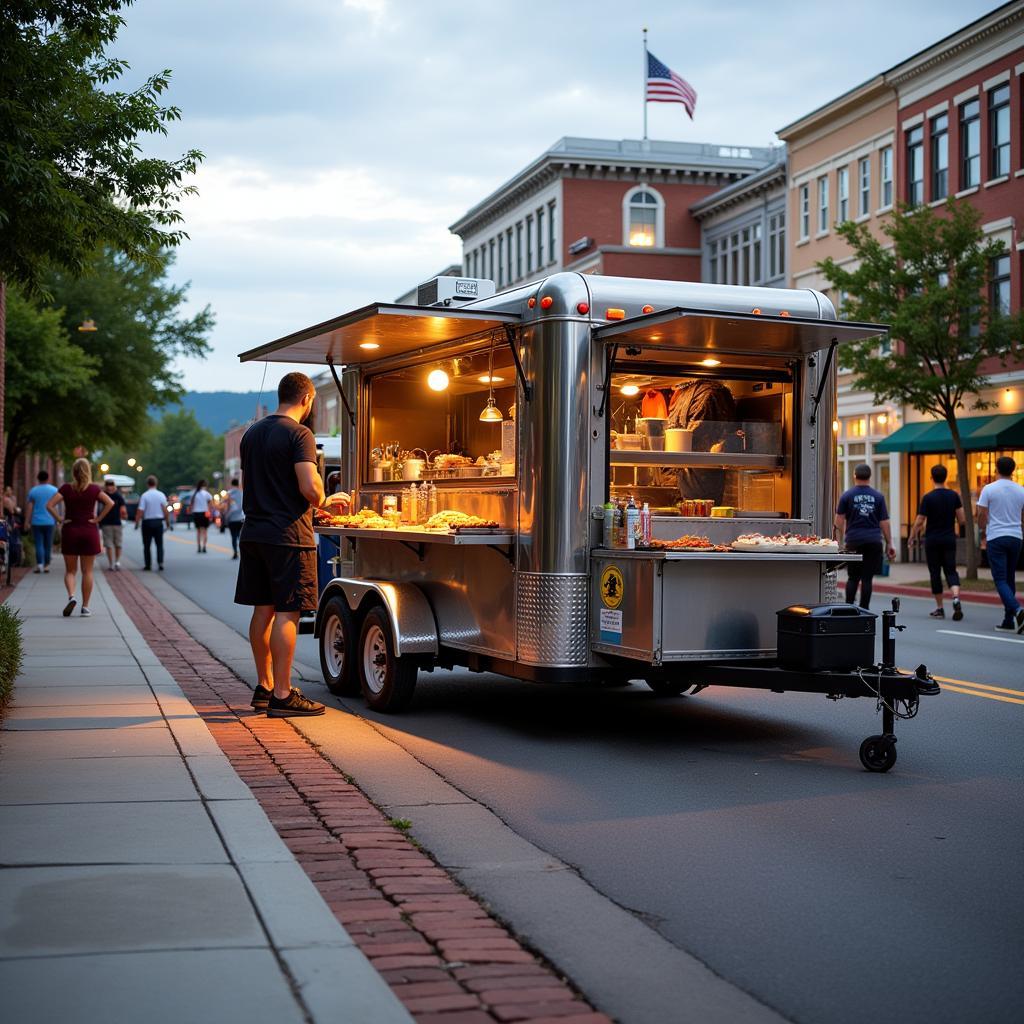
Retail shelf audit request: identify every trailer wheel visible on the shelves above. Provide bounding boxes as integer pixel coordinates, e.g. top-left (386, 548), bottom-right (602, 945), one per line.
top-left (358, 606), bottom-right (418, 713)
top-left (319, 596), bottom-right (360, 696)
top-left (645, 678), bottom-right (697, 697)
top-left (859, 735), bottom-right (897, 773)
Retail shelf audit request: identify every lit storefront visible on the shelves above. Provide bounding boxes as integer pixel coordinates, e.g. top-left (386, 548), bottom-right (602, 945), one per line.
top-left (835, 408), bottom-right (900, 504)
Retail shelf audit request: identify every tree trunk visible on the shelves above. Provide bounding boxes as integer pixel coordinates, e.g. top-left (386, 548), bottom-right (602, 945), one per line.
top-left (949, 417), bottom-right (978, 580)
top-left (0, 277), bottom-right (6, 499)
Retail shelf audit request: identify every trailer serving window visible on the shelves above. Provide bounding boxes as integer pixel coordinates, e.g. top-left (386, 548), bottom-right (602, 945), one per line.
top-left (365, 344), bottom-right (517, 482)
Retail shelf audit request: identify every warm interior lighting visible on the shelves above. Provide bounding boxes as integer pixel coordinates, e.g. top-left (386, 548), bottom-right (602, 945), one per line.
top-left (479, 332), bottom-right (504, 423)
top-left (629, 229), bottom-right (655, 247)
top-left (478, 375), bottom-right (504, 384)
top-left (976, 461), bottom-right (983, 470)
top-left (620, 383), bottom-right (641, 397)
top-left (77, 319), bottom-right (98, 332)
top-left (700, 358), bottom-right (722, 367)
top-left (127, 458), bottom-right (136, 467)
top-left (479, 397), bottom-right (504, 422)
top-left (359, 341), bottom-right (380, 350)
top-left (832, 420), bottom-right (840, 433)
top-left (877, 413), bottom-right (888, 425)
top-left (427, 369), bottom-right (449, 391)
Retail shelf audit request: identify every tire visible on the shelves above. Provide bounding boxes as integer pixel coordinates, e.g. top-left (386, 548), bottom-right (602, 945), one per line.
top-left (644, 677), bottom-right (697, 697)
top-left (859, 735), bottom-right (898, 773)
top-left (318, 596), bottom-right (360, 696)
top-left (358, 606), bottom-right (418, 713)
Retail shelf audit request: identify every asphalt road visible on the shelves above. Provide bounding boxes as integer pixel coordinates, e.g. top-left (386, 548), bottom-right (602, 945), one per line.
top-left (120, 524), bottom-right (1023, 1024)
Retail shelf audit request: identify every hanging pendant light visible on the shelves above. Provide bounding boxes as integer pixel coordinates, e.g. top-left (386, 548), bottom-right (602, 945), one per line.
top-left (479, 333), bottom-right (504, 423)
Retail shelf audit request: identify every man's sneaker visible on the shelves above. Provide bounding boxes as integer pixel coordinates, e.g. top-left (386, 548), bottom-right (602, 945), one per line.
top-left (80, 608), bottom-right (91, 617)
top-left (33, 566), bottom-right (41, 574)
top-left (1016, 608), bottom-right (1024, 635)
top-left (62, 597), bottom-right (77, 617)
top-left (115, 561), bottom-right (121, 571)
top-left (995, 623), bottom-right (1017, 633)
top-left (951, 599), bottom-right (963, 622)
top-left (250, 686), bottom-right (273, 710)
top-left (929, 608), bottom-right (945, 618)
top-left (267, 687), bottom-right (326, 718)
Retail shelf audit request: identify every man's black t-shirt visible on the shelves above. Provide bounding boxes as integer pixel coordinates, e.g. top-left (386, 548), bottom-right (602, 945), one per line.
top-left (99, 491), bottom-right (126, 527)
top-left (239, 415), bottom-right (317, 548)
top-left (918, 486), bottom-right (962, 544)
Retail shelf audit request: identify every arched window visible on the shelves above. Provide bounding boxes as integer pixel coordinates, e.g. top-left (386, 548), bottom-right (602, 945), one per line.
top-left (623, 186), bottom-right (664, 247)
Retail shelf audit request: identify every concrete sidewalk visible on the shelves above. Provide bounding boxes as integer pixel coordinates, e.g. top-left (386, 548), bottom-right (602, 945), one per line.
top-left (0, 568), bottom-right (411, 1024)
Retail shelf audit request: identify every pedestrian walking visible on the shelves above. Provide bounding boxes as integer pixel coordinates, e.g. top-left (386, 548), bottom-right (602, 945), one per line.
top-left (136, 475), bottom-right (170, 571)
top-left (25, 470), bottom-right (59, 573)
top-left (908, 464), bottom-right (965, 620)
top-left (190, 479), bottom-right (214, 553)
top-left (977, 456), bottom-right (1024, 634)
top-left (835, 463), bottom-right (895, 610)
top-left (223, 477), bottom-right (244, 559)
top-left (234, 372), bottom-right (348, 718)
top-left (99, 478), bottom-right (128, 570)
top-left (45, 458), bottom-right (113, 617)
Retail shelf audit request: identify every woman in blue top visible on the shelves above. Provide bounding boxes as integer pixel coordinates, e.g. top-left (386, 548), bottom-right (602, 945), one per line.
top-left (24, 470), bottom-right (59, 573)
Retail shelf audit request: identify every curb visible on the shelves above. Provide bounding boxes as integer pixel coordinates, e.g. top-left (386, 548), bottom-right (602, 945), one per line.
top-left (874, 582), bottom-right (1011, 607)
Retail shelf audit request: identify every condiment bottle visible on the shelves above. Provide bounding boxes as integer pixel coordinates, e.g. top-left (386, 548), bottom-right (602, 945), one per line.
top-left (602, 501), bottom-right (615, 548)
top-left (640, 502), bottom-right (651, 546)
top-left (407, 483), bottom-right (418, 525)
top-left (613, 500), bottom-right (625, 548)
top-left (427, 482), bottom-right (438, 518)
top-left (625, 496), bottom-right (639, 550)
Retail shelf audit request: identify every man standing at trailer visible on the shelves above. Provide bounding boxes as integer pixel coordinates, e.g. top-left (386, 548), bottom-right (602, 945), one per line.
top-left (234, 372), bottom-right (347, 717)
top-left (977, 456), bottom-right (1024, 634)
top-left (835, 463), bottom-right (895, 609)
top-left (136, 476), bottom-right (170, 571)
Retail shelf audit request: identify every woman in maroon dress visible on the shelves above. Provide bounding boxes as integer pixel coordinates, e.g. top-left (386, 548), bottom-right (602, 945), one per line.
top-left (46, 458), bottom-right (114, 617)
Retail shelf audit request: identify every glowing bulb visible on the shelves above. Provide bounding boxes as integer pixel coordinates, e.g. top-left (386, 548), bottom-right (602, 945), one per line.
top-left (99, 463), bottom-right (109, 473)
top-left (877, 414), bottom-right (888, 425)
top-left (478, 375), bottom-right (504, 384)
top-left (127, 458), bottom-right (136, 467)
top-left (479, 398), bottom-right (504, 422)
top-left (620, 384), bottom-right (640, 397)
top-left (700, 358), bottom-right (722, 367)
top-left (427, 369), bottom-right (449, 391)
top-left (832, 420), bottom-right (840, 433)
top-left (359, 341), bottom-right (380, 350)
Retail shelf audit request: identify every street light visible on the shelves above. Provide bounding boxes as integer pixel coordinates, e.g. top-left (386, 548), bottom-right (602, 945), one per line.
top-left (127, 458), bottom-right (136, 467)
top-left (77, 319), bottom-right (98, 332)
top-left (99, 463), bottom-right (109, 473)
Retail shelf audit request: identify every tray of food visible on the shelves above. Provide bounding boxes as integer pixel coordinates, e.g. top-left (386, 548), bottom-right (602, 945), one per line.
top-left (731, 533), bottom-right (840, 552)
top-left (644, 535), bottom-right (731, 552)
top-left (425, 510), bottom-right (501, 532)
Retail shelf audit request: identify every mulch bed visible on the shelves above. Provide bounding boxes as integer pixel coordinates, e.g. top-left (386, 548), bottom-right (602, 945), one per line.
top-left (106, 568), bottom-right (611, 1024)
top-left (0, 565), bottom-right (29, 604)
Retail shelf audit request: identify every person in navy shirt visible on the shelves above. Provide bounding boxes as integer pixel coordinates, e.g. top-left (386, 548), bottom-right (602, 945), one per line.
top-left (835, 463), bottom-right (895, 609)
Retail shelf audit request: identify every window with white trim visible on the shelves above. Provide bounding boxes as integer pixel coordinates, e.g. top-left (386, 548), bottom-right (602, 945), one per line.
top-left (515, 223), bottom-right (523, 279)
top-left (817, 175), bottom-right (829, 234)
top-left (989, 84), bottom-right (1010, 180)
top-left (960, 99), bottom-right (980, 188)
top-left (931, 113), bottom-right (948, 201)
top-left (858, 157), bottom-right (870, 216)
top-left (768, 213), bottom-right (784, 279)
top-left (798, 184), bottom-right (810, 240)
top-left (880, 146), bottom-right (893, 207)
top-left (536, 206), bottom-right (545, 266)
top-left (991, 254), bottom-right (1011, 316)
top-left (837, 166), bottom-right (849, 223)
top-left (906, 125), bottom-right (924, 207)
top-left (547, 200), bottom-right (556, 263)
top-left (625, 187), bottom-right (661, 247)
top-left (526, 215), bottom-right (534, 273)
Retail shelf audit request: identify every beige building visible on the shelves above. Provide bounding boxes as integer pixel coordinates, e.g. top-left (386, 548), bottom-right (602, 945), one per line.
top-left (778, 80), bottom-right (902, 512)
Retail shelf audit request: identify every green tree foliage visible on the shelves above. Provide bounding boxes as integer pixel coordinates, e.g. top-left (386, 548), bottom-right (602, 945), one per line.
top-left (139, 408), bottom-right (224, 491)
top-left (819, 200), bottom-right (1024, 577)
top-left (2, 247), bottom-right (213, 481)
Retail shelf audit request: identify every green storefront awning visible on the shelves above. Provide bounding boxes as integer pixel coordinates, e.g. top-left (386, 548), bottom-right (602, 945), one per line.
top-left (875, 413), bottom-right (1024, 453)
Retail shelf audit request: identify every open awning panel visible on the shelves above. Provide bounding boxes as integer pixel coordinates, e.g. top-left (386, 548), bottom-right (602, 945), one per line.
top-left (238, 304), bottom-right (520, 365)
top-left (594, 307), bottom-right (889, 355)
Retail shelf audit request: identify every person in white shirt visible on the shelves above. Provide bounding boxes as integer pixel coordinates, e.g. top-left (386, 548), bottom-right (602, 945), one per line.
top-left (135, 476), bottom-right (170, 571)
top-left (190, 479), bottom-right (213, 554)
top-left (977, 455), bottom-right (1024, 633)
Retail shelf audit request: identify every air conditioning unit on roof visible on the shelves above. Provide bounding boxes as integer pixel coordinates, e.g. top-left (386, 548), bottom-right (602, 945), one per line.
top-left (417, 277), bottom-right (495, 306)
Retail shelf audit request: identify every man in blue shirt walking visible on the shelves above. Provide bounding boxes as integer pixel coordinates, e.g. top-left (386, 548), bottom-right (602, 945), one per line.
top-left (24, 470), bottom-right (59, 573)
top-left (835, 463), bottom-right (896, 609)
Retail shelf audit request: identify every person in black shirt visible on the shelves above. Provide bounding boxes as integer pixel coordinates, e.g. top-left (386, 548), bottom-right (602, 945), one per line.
top-left (98, 478), bottom-right (128, 570)
top-left (234, 372), bottom-right (348, 717)
top-left (909, 464), bottom-right (965, 620)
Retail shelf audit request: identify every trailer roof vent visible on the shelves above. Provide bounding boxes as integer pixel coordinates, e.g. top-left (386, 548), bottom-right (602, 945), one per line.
top-left (417, 276), bottom-right (496, 307)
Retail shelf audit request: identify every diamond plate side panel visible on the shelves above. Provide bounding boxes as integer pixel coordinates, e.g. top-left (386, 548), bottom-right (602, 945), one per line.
top-left (516, 573), bottom-right (589, 666)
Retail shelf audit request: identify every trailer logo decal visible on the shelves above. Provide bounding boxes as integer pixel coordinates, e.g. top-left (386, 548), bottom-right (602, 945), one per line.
top-left (600, 565), bottom-right (624, 610)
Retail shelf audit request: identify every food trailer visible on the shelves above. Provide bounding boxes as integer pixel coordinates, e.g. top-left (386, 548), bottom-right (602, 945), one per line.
top-left (239, 273), bottom-right (938, 772)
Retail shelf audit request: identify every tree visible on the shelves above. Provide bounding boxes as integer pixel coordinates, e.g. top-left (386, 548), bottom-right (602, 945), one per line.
top-left (139, 408), bottom-right (224, 491)
top-left (2, 247), bottom-right (212, 481)
top-left (0, 1), bottom-right (203, 492)
top-left (819, 200), bottom-right (1024, 578)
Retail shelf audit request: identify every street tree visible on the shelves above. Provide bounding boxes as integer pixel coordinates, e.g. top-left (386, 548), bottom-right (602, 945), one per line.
top-left (139, 408), bottom-right (224, 491)
top-left (819, 200), bottom-right (1023, 578)
top-left (0, 0), bottom-right (203, 491)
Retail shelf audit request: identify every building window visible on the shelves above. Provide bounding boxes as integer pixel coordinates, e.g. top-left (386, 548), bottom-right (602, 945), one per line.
top-left (752, 223), bottom-right (762, 284)
top-left (548, 200), bottom-right (556, 263)
top-left (536, 207), bottom-right (545, 267)
top-left (506, 229), bottom-right (513, 283)
top-left (989, 84), bottom-right (1011, 180)
top-left (515, 223), bottom-right (523, 279)
top-left (858, 157), bottom-right (870, 216)
top-left (930, 112), bottom-right (948, 201)
top-left (526, 215), bottom-right (534, 274)
top-left (497, 235), bottom-right (504, 286)
top-left (991, 254), bottom-right (1011, 316)
top-left (624, 186), bottom-right (661, 247)
top-left (960, 98), bottom-right (980, 189)
top-left (799, 184), bottom-right (810, 240)
top-left (817, 175), bottom-right (829, 234)
top-left (837, 166), bottom-right (849, 223)
top-left (768, 213), bottom-right (784, 279)
top-left (708, 240), bottom-right (718, 284)
top-left (880, 146), bottom-right (893, 207)
top-left (906, 125), bottom-right (924, 207)
top-left (472, 250), bottom-right (478, 277)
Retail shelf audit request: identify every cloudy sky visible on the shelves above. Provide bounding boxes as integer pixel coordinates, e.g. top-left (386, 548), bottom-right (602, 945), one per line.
top-left (114, 0), bottom-right (995, 393)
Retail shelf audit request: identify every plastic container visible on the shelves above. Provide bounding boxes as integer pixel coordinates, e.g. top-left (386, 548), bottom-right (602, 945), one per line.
top-left (777, 604), bottom-right (877, 671)
top-left (602, 502), bottom-right (615, 548)
top-left (638, 418), bottom-right (666, 451)
top-left (665, 428), bottom-right (693, 452)
top-left (616, 433), bottom-right (644, 451)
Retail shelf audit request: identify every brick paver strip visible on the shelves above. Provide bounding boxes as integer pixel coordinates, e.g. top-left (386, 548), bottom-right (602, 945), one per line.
top-left (106, 569), bottom-right (612, 1024)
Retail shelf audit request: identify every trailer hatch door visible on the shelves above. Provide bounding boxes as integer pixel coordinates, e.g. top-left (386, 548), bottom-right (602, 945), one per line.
top-left (593, 307), bottom-right (887, 355)
top-left (238, 304), bottom-right (520, 365)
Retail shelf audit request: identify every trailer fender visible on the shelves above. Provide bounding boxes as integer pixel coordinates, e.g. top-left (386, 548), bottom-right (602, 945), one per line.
top-left (316, 578), bottom-right (438, 658)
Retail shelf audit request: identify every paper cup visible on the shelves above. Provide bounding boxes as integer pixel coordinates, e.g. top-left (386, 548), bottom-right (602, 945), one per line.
top-left (665, 428), bottom-right (693, 452)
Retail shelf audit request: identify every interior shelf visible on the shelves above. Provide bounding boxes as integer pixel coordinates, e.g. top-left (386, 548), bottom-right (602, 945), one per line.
top-left (609, 451), bottom-right (784, 469)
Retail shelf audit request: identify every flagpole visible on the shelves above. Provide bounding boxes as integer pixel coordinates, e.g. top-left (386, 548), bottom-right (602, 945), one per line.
top-left (642, 27), bottom-right (648, 140)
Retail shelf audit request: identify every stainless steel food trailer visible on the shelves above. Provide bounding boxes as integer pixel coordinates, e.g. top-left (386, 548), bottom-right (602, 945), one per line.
top-left (239, 273), bottom-right (938, 772)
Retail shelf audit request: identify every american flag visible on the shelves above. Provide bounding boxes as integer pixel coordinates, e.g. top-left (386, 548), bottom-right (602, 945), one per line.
top-left (646, 51), bottom-right (697, 119)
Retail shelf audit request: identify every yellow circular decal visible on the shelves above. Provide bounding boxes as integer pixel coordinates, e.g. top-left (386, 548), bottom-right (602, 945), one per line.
top-left (600, 565), bottom-right (624, 609)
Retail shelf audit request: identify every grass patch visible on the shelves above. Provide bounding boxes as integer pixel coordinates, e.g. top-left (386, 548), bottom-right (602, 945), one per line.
top-left (0, 604), bottom-right (24, 708)
top-left (388, 817), bottom-right (413, 832)
top-left (906, 578), bottom-right (999, 593)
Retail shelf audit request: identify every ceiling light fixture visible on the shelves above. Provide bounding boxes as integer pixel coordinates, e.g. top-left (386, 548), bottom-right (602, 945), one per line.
top-left (620, 383), bottom-right (640, 397)
top-left (700, 357), bottom-right (722, 367)
top-left (479, 333), bottom-right (504, 423)
top-left (427, 369), bottom-right (449, 392)
top-left (359, 341), bottom-right (380, 350)
top-left (477, 375), bottom-right (504, 384)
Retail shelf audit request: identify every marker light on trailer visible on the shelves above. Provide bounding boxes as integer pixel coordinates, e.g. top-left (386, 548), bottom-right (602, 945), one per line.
top-left (605, 308), bottom-right (625, 320)
top-left (527, 297), bottom-right (536, 308)
top-left (540, 296), bottom-right (553, 309)
top-left (642, 305), bottom-right (654, 314)
top-left (576, 302), bottom-right (589, 315)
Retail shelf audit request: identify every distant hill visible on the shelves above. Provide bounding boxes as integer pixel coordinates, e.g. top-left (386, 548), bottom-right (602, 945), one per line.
top-left (165, 392), bottom-right (265, 435)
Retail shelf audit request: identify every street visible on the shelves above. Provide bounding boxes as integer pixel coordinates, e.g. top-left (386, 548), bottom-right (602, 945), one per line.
top-left (116, 524), bottom-right (1024, 1024)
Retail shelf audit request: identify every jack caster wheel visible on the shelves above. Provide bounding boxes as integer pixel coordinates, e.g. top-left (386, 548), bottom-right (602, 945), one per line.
top-left (859, 734), bottom-right (897, 773)
top-left (645, 678), bottom-right (700, 697)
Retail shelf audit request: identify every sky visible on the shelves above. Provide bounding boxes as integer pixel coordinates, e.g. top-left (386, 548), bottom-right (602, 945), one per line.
top-left (112, 0), bottom-right (999, 393)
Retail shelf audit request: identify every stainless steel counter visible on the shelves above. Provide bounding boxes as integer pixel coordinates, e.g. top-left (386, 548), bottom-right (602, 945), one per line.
top-left (592, 547), bottom-right (858, 563)
top-left (316, 526), bottom-right (514, 545)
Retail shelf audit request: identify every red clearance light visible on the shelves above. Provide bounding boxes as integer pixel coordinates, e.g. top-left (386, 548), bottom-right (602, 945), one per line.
top-left (751, 307), bottom-right (762, 315)
top-left (779, 310), bottom-right (791, 317)
top-left (641, 304), bottom-right (654, 314)
top-left (540, 295), bottom-right (554, 310)
top-left (606, 308), bottom-right (626, 320)
top-left (527, 297), bottom-right (536, 308)
top-left (576, 302), bottom-right (590, 315)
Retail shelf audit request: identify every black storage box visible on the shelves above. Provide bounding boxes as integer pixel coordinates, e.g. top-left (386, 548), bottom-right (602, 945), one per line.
top-left (777, 604), bottom-right (876, 672)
